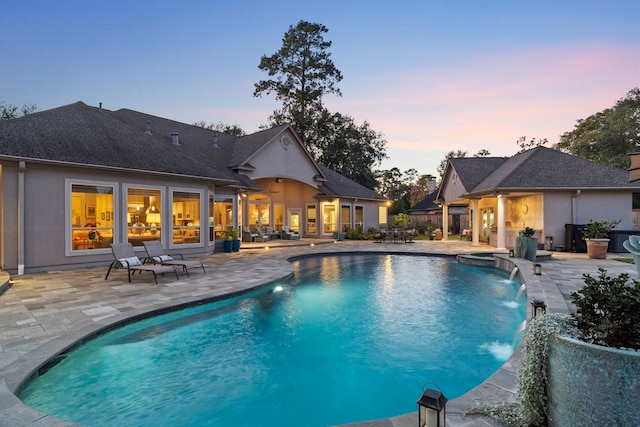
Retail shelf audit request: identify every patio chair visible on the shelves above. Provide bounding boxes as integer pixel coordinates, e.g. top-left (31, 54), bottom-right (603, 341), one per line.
top-left (242, 226), bottom-right (258, 242)
top-left (623, 237), bottom-right (640, 277)
top-left (253, 227), bottom-right (270, 242)
top-left (281, 226), bottom-right (300, 240)
top-left (105, 243), bottom-right (179, 284)
top-left (143, 240), bottom-right (206, 277)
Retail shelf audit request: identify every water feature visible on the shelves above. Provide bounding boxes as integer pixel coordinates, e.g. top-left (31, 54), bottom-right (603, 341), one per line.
top-left (509, 266), bottom-right (519, 281)
top-left (19, 254), bottom-right (526, 427)
top-left (515, 282), bottom-right (527, 301)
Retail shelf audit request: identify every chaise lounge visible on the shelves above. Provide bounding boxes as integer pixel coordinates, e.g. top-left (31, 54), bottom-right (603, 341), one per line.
top-left (105, 242), bottom-right (179, 284)
top-left (143, 240), bottom-right (206, 277)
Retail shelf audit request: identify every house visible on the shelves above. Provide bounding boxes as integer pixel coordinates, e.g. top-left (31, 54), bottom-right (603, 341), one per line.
top-left (0, 102), bottom-right (388, 274)
top-left (408, 191), bottom-right (469, 234)
top-left (436, 146), bottom-right (640, 250)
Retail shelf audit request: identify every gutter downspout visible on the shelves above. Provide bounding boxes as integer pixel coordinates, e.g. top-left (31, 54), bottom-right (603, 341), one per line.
top-left (17, 161), bottom-right (25, 275)
top-left (572, 190), bottom-right (581, 224)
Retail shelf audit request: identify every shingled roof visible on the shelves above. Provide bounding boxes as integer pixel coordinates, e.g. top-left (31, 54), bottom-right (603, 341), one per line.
top-left (450, 146), bottom-right (640, 198)
top-left (0, 101), bottom-right (386, 200)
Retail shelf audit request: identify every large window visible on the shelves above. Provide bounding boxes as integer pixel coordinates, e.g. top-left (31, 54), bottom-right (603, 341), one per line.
top-left (323, 203), bottom-right (336, 233)
top-left (71, 183), bottom-right (114, 251)
top-left (306, 205), bottom-right (316, 234)
top-left (127, 187), bottom-right (162, 246)
top-left (248, 194), bottom-right (270, 228)
top-left (379, 206), bottom-right (388, 226)
top-left (214, 196), bottom-right (233, 240)
top-left (172, 191), bottom-right (201, 245)
top-left (274, 204), bottom-right (284, 232)
top-left (341, 205), bottom-right (351, 232)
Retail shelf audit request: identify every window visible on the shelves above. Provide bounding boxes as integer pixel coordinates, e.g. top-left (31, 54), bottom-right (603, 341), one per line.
top-left (172, 191), bottom-right (201, 245)
top-left (208, 194), bottom-right (215, 242)
top-left (70, 183), bottom-right (114, 251)
top-left (323, 203), bottom-right (336, 233)
top-left (248, 194), bottom-right (270, 229)
top-left (378, 206), bottom-right (388, 226)
top-left (127, 187), bottom-right (162, 246)
top-left (355, 206), bottom-right (364, 230)
top-left (214, 196), bottom-right (233, 240)
top-left (341, 205), bottom-right (351, 232)
top-left (306, 205), bottom-right (316, 234)
top-left (274, 204), bottom-right (284, 231)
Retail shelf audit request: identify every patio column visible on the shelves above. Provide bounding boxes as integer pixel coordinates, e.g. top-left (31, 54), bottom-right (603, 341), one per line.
top-left (496, 194), bottom-right (506, 250)
top-left (471, 199), bottom-right (480, 246)
top-left (442, 204), bottom-right (449, 239)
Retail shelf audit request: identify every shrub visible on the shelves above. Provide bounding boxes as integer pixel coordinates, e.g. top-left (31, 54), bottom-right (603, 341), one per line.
top-left (581, 218), bottom-right (620, 239)
top-left (570, 268), bottom-right (640, 349)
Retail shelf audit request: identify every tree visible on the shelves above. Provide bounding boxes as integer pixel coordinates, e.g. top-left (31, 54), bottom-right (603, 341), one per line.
top-left (254, 20), bottom-right (343, 145)
top-left (516, 136), bottom-right (548, 153)
top-left (475, 149), bottom-right (491, 157)
top-left (193, 120), bottom-right (246, 136)
top-left (436, 150), bottom-right (467, 183)
top-left (310, 109), bottom-right (387, 189)
top-left (254, 21), bottom-right (387, 189)
top-left (558, 88), bottom-right (640, 169)
top-left (1, 100), bottom-right (38, 120)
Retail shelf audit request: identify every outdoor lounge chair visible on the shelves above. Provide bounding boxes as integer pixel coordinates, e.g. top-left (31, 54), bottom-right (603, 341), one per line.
top-left (281, 226), bottom-right (300, 240)
top-left (143, 240), bottom-right (206, 277)
top-left (105, 242), bottom-right (179, 284)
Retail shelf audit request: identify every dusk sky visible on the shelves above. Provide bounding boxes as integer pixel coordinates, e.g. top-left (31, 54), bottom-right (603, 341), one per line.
top-left (2, 1), bottom-right (639, 176)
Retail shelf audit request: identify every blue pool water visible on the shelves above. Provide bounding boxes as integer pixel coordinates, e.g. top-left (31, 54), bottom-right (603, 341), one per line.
top-left (20, 254), bottom-right (525, 427)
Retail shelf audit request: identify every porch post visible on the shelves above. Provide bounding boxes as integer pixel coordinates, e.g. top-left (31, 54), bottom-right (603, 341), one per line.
top-left (442, 204), bottom-right (449, 239)
top-left (471, 199), bottom-right (480, 246)
top-left (496, 194), bottom-right (506, 250)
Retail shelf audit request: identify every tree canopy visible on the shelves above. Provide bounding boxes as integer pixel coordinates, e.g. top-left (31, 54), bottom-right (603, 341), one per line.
top-left (1, 100), bottom-right (37, 120)
top-left (193, 120), bottom-right (246, 136)
top-left (254, 20), bottom-right (387, 189)
top-left (558, 88), bottom-right (640, 169)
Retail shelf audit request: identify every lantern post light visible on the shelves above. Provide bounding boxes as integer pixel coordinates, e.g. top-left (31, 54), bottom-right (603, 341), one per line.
top-left (531, 299), bottom-right (547, 319)
top-left (417, 383), bottom-right (447, 427)
top-left (509, 249), bottom-right (515, 257)
top-left (534, 263), bottom-right (542, 275)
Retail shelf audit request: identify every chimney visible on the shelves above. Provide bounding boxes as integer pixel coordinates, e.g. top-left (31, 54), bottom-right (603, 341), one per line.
top-left (144, 121), bottom-right (152, 135)
top-left (213, 131), bottom-right (219, 148)
top-left (428, 176), bottom-right (437, 194)
top-left (172, 132), bottom-right (179, 145)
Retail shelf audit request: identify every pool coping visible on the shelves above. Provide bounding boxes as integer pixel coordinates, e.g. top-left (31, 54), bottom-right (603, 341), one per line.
top-left (0, 243), bottom-right (573, 427)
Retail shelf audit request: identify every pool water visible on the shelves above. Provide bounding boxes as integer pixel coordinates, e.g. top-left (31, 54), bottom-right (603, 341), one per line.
top-left (20, 254), bottom-right (525, 427)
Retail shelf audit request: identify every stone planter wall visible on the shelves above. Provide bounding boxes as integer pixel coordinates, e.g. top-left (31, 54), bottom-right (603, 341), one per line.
top-left (547, 335), bottom-right (640, 426)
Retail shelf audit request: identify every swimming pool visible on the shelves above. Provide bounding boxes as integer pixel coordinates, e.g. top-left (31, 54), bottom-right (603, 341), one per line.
top-left (19, 254), bottom-right (525, 427)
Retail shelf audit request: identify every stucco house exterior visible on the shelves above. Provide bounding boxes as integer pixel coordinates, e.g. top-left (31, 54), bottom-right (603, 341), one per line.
top-left (436, 146), bottom-right (640, 250)
top-left (0, 102), bottom-right (387, 274)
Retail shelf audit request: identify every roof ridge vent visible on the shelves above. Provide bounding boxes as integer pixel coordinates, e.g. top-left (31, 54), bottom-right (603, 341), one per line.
top-left (213, 131), bottom-right (219, 148)
top-left (144, 121), bottom-right (152, 135)
top-left (172, 132), bottom-right (179, 145)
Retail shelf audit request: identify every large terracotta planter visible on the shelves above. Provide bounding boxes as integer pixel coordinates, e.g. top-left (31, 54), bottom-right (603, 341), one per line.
top-left (586, 238), bottom-right (609, 259)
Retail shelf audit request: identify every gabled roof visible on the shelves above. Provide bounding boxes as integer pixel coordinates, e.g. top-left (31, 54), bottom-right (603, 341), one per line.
top-left (317, 165), bottom-right (386, 201)
top-left (441, 146), bottom-right (640, 202)
top-left (408, 191), bottom-right (439, 212)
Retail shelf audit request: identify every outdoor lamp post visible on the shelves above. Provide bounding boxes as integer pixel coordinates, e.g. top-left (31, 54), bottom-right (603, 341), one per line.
top-left (534, 263), bottom-right (542, 275)
top-left (531, 299), bottom-right (547, 318)
top-left (417, 383), bottom-right (447, 427)
top-left (509, 249), bottom-right (515, 257)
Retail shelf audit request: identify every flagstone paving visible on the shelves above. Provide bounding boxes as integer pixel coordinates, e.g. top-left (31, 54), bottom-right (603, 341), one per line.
top-left (0, 240), bottom-right (635, 427)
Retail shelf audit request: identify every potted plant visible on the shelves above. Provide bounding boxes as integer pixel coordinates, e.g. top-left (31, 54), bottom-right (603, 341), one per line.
top-left (434, 228), bottom-right (443, 240)
top-left (222, 229), bottom-right (239, 253)
top-left (582, 218), bottom-right (620, 259)
top-left (514, 226), bottom-right (537, 261)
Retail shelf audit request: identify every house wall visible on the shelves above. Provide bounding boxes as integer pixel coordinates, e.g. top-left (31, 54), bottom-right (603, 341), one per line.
top-left (543, 192), bottom-right (574, 249)
top-left (2, 162), bottom-right (216, 274)
top-left (572, 190), bottom-right (633, 228)
top-left (245, 131), bottom-right (320, 188)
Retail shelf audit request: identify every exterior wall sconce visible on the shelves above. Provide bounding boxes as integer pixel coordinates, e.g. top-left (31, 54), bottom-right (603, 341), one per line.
top-left (534, 263), bottom-right (542, 275)
top-left (531, 299), bottom-right (547, 318)
top-left (417, 383), bottom-right (447, 427)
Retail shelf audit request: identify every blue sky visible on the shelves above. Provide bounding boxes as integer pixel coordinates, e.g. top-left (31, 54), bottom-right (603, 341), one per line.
top-left (2, 1), bottom-right (639, 176)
